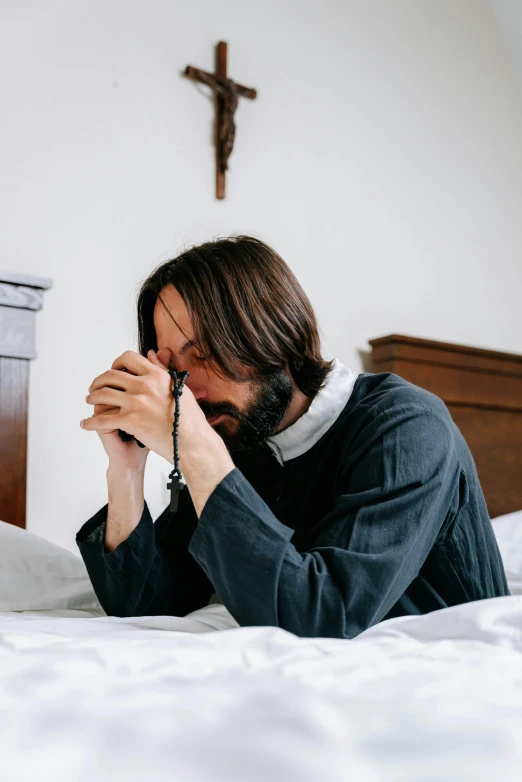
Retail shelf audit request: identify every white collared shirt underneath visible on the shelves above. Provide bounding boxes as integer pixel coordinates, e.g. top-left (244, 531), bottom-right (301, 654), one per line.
top-left (266, 359), bottom-right (359, 466)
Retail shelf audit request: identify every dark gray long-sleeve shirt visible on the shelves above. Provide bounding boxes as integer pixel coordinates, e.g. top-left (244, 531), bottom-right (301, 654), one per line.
top-left (76, 370), bottom-right (509, 638)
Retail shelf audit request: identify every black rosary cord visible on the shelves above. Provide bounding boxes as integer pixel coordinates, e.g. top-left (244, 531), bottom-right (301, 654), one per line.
top-left (168, 369), bottom-right (189, 482)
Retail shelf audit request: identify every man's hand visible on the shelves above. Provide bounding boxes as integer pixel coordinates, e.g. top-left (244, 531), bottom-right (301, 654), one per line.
top-left (82, 349), bottom-right (235, 515)
top-left (82, 349), bottom-right (216, 462)
top-left (89, 402), bottom-right (150, 474)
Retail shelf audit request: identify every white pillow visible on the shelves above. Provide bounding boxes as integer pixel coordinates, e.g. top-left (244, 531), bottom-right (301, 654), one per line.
top-left (0, 520), bottom-right (102, 611)
top-left (491, 510), bottom-right (522, 596)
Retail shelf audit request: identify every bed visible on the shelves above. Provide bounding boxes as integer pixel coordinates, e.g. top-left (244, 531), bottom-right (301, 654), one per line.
top-left (1, 283), bottom-right (522, 782)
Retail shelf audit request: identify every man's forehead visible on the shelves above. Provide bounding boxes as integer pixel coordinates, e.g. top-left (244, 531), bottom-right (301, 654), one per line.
top-left (153, 286), bottom-right (194, 343)
top-left (154, 285), bottom-right (192, 333)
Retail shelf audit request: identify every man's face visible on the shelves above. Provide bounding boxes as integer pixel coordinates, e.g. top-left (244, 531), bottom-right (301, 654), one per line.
top-left (153, 285), bottom-right (293, 452)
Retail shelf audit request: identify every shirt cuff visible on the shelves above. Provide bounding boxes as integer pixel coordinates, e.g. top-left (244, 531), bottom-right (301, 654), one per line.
top-left (76, 504), bottom-right (109, 545)
top-left (76, 502), bottom-right (154, 560)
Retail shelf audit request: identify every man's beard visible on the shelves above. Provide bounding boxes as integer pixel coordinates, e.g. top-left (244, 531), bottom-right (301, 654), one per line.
top-left (198, 370), bottom-right (293, 453)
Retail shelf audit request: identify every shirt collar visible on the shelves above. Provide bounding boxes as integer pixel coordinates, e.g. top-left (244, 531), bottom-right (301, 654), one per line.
top-left (266, 359), bottom-right (359, 465)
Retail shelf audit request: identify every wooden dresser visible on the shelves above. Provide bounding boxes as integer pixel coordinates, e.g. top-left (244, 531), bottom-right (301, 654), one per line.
top-left (0, 271), bottom-right (52, 527)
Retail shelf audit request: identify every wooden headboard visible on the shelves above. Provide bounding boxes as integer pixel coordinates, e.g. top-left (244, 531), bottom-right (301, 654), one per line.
top-left (0, 271), bottom-right (52, 528)
top-left (369, 334), bottom-right (522, 520)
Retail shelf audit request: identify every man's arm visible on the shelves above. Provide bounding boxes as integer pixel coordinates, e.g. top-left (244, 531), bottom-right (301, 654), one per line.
top-left (76, 480), bottom-right (214, 618)
top-left (188, 402), bottom-right (460, 639)
top-left (104, 466), bottom-right (145, 552)
top-left (78, 349), bottom-right (229, 618)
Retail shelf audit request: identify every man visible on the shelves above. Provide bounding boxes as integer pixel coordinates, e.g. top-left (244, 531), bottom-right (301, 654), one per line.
top-left (77, 235), bottom-right (508, 638)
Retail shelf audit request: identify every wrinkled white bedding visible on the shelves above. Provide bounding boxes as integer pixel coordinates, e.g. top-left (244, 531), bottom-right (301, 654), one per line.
top-left (2, 596), bottom-right (522, 782)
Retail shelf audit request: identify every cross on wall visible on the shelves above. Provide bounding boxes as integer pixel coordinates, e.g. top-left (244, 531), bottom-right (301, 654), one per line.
top-left (184, 42), bottom-right (258, 200)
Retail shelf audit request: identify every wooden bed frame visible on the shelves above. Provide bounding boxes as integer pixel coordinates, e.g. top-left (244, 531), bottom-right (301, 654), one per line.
top-left (370, 334), bottom-right (522, 520)
top-left (0, 271), bottom-right (52, 528)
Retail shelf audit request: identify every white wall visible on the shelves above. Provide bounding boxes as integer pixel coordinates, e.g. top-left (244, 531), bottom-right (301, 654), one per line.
top-left (490, 0), bottom-right (522, 86)
top-left (1, 0), bottom-right (522, 549)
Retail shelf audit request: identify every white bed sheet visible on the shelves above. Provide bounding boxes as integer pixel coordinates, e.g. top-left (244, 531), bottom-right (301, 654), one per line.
top-left (492, 510), bottom-right (522, 595)
top-left (2, 595), bottom-right (522, 782)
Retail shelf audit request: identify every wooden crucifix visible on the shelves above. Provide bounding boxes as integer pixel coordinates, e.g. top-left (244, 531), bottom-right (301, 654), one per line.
top-left (184, 42), bottom-right (257, 199)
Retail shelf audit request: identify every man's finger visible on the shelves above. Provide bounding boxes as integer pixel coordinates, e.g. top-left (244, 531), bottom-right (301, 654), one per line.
top-left (93, 404), bottom-right (119, 416)
top-left (89, 368), bottom-right (138, 394)
top-left (111, 350), bottom-right (152, 376)
top-left (80, 413), bottom-right (122, 432)
top-left (86, 388), bottom-right (125, 408)
top-left (152, 348), bottom-right (172, 369)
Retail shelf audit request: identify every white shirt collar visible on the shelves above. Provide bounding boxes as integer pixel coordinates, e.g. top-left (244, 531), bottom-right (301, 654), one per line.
top-left (266, 359), bottom-right (359, 465)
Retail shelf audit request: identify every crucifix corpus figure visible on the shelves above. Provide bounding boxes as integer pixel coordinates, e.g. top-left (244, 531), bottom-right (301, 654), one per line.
top-left (184, 42), bottom-right (257, 199)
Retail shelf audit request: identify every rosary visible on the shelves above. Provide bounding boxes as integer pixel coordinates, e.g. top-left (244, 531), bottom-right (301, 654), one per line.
top-left (165, 369), bottom-right (189, 512)
top-left (118, 368), bottom-right (190, 513)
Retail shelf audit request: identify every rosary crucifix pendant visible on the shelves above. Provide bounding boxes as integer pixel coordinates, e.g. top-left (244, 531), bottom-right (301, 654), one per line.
top-left (167, 475), bottom-right (186, 513)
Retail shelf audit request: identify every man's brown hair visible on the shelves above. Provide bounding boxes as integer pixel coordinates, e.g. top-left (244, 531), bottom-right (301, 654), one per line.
top-left (137, 235), bottom-right (333, 397)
